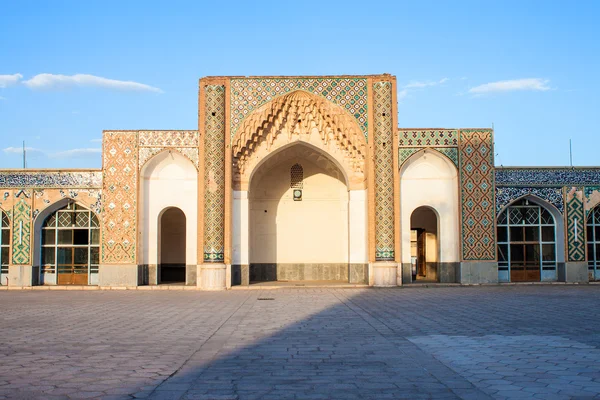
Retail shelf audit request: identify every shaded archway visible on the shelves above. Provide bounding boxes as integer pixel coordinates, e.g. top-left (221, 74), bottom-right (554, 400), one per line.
top-left (0, 210), bottom-right (9, 285)
top-left (248, 142), bottom-right (352, 283)
top-left (158, 207), bottom-right (186, 284)
top-left (497, 197), bottom-right (563, 282)
top-left (400, 149), bottom-right (460, 283)
top-left (410, 206), bottom-right (439, 282)
top-left (139, 151), bottom-right (198, 285)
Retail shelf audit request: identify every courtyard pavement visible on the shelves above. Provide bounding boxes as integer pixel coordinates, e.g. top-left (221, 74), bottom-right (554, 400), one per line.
top-left (1, 286), bottom-right (600, 399)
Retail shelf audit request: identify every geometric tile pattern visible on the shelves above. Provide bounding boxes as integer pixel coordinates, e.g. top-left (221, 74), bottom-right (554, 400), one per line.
top-left (495, 186), bottom-right (564, 214)
top-left (203, 85), bottom-right (226, 263)
top-left (459, 129), bottom-right (495, 261)
top-left (0, 171), bottom-right (102, 188)
top-left (138, 131), bottom-right (199, 147)
top-left (398, 129), bottom-right (458, 147)
top-left (138, 147), bottom-right (199, 170)
top-left (566, 187), bottom-right (585, 262)
top-left (496, 168), bottom-right (600, 187)
top-left (230, 78), bottom-right (368, 140)
top-left (399, 147), bottom-right (459, 168)
top-left (101, 132), bottom-right (138, 264)
top-left (11, 198), bottom-right (31, 265)
top-left (373, 81), bottom-right (395, 261)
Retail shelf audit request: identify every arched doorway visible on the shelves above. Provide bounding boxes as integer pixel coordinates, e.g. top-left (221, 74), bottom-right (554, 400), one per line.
top-left (586, 204), bottom-right (600, 281)
top-left (0, 211), bottom-right (9, 285)
top-left (249, 143), bottom-right (349, 283)
top-left (400, 149), bottom-right (460, 283)
top-left (139, 151), bottom-right (198, 285)
top-left (410, 207), bottom-right (438, 282)
top-left (158, 207), bottom-right (186, 284)
top-left (39, 201), bottom-right (100, 285)
top-left (497, 198), bottom-right (559, 282)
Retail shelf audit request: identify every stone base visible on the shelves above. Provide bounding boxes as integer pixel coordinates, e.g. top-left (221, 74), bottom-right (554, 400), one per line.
top-left (559, 262), bottom-right (588, 283)
top-left (372, 261), bottom-right (398, 287)
top-left (459, 261), bottom-right (498, 284)
top-left (198, 263), bottom-right (226, 290)
top-left (98, 264), bottom-right (139, 287)
top-left (401, 262), bottom-right (460, 283)
top-left (6, 265), bottom-right (34, 287)
top-left (249, 263), bottom-right (351, 282)
top-left (186, 265), bottom-right (197, 286)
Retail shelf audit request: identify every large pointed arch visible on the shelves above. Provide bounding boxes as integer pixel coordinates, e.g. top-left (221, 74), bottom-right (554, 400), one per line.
top-left (232, 90), bottom-right (367, 190)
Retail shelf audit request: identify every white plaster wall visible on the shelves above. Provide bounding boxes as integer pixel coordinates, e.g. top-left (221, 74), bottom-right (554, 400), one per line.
top-left (250, 157), bottom-right (349, 264)
top-left (400, 151), bottom-right (459, 264)
top-left (232, 191), bottom-right (249, 265)
top-left (349, 189), bottom-right (368, 263)
top-left (140, 152), bottom-right (197, 266)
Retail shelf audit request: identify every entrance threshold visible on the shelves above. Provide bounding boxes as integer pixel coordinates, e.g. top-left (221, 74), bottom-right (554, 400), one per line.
top-left (234, 280), bottom-right (369, 289)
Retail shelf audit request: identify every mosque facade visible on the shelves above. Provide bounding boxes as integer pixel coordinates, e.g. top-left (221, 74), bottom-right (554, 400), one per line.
top-left (1, 74), bottom-right (599, 289)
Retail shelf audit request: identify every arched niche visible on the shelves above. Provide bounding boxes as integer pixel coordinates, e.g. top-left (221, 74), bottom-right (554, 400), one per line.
top-left (139, 151), bottom-right (198, 285)
top-left (400, 149), bottom-right (460, 283)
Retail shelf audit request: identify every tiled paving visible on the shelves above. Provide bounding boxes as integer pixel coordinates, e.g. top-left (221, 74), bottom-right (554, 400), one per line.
top-left (0, 286), bottom-right (599, 399)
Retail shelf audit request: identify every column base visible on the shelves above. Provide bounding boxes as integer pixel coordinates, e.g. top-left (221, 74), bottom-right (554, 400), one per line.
top-left (197, 263), bottom-right (227, 290)
top-left (372, 261), bottom-right (399, 287)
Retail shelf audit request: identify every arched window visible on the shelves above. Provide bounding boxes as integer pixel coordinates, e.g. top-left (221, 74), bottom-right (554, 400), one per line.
top-left (0, 211), bottom-right (9, 285)
top-left (497, 198), bottom-right (557, 282)
top-left (41, 202), bottom-right (100, 285)
top-left (290, 163), bottom-right (303, 189)
top-left (586, 205), bottom-right (600, 281)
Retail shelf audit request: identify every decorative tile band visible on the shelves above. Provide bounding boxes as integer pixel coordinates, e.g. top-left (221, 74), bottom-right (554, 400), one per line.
top-left (460, 129), bottom-right (495, 261)
top-left (101, 132), bottom-right (138, 264)
top-left (496, 187), bottom-right (564, 214)
top-left (0, 171), bottom-right (102, 188)
top-left (12, 199), bottom-right (31, 265)
top-left (373, 81), bottom-right (395, 261)
top-left (138, 147), bottom-right (199, 170)
top-left (230, 78), bottom-right (368, 140)
top-left (398, 130), bottom-right (458, 147)
top-left (584, 186), bottom-right (600, 215)
top-left (398, 147), bottom-right (458, 168)
top-left (138, 131), bottom-right (199, 147)
top-left (496, 168), bottom-right (600, 187)
top-left (566, 187), bottom-right (585, 262)
top-left (203, 85), bottom-right (226, 263)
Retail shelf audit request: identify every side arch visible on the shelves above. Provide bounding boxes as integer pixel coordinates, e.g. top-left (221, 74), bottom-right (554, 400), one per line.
top-left (400, 149), bottom-right (460, 282)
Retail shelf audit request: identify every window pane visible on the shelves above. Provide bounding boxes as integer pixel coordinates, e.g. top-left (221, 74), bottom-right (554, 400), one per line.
top-left (73, 229), bottom-right (89, 245)
top-left (42, 247), bottom-right (55, 264)
top-left (595, 227), bottom-right (600, 241)
top-left (75, 212), bottom-right (89, 227)
top-left (1, 229), bottom-right (9, 245)
top-left (498, 211), bottom-right (507, 225)
top-left (74, 248), bottom-right (88, 264)
top-left (525, 244), bottom-right (540, 262)
top-left (596, 244), bottom-right (600, 262)
top-left (525, 227), bottom-right (539, 242)
top-left (1, 213), bottom-right (8, 227)
top-left (542, 226), bottom-right (555, 242)
top-left (1, 247), bottom-right (8, 265)
top-left (58, 230), bottom-right (73, 245)
top-left (42, 229), bottom-right (55, 245)
top-left (509, 208), bottom-right (523, 225)
top-left (497, 227), bottom-right (507, 243)
top-left (541, 209), bottom-right (554, 224)
top-left (542, 244), bottom-right (555, 261)
top-left (510, 244), bottom-right (524, 262)
top-left (587, 226), bottom-right (594, 242)
top-left (90, 247), bottom-right (99, 264)
top-left (588, 243), bottom-right (595, 261)
top-left (498, 244), bottom-right (508, 262)
top-left (91, 214), bottom-right (100, 228)
top-left (57, 247), bottom-right (72, 265)
top-left (58, 212), bottom-right (72, 227)
top-left (43, 214), bottom-right (56, 227)
top-left (91, 229), bottom-right (99, 245)
top-left (510, 227), bottom-right (524, 242)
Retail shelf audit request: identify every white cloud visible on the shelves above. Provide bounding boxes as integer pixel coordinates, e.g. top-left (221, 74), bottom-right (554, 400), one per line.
top-left (397, 89), bottom-right (408, 102)
top-left (90, 138), bottom-right (103, 143)
top-left (3, 146), bottom-right (43, 154)
top-left (23, 73), bottom-right (163, 93)
top-left (0, 73), bottom-right (23, 88)
top-left (469, 78), bottom-right (551, 95)
top-left (403, 78), bottom-right (449, 89)
top-left (0, 96), bottom-right (6, 101)
top-left (49, 148), bottom-right (102, 159)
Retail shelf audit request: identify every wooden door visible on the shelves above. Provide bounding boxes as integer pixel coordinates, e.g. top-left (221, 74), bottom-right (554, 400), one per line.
top-left (417, 229), bottom-right (426, 277)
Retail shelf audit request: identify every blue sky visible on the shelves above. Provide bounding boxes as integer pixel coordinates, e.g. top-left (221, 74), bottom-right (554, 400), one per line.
top-left (1, 0), bottom-right (598, 169)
